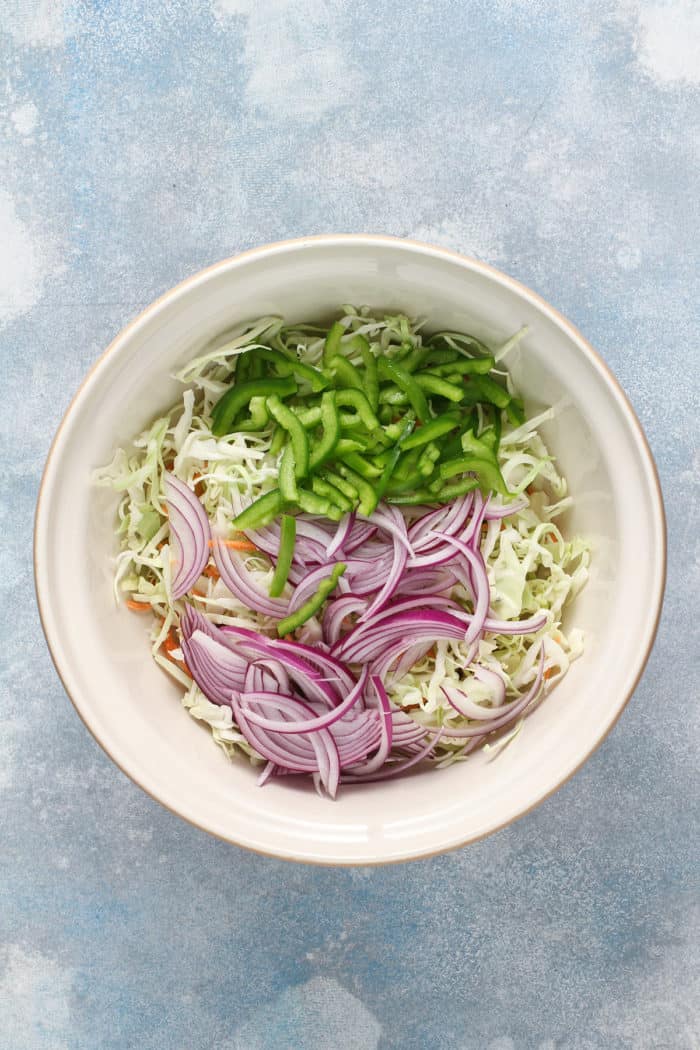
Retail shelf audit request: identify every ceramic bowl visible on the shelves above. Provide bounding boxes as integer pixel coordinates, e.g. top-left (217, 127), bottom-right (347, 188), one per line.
top-left (34, 236), bottom-right (666, 864)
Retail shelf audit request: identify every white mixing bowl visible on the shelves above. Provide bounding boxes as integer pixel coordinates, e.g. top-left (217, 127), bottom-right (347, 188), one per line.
top-left (34, 236), bottom-right (666, 864)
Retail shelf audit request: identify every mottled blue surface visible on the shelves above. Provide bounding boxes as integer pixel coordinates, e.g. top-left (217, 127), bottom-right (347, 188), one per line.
top-left (1, 1), bottom-right (698, 1047)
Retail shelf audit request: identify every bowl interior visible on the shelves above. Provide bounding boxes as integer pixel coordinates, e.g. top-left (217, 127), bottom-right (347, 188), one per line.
top-left (35, 238), bottom-right (664, 863)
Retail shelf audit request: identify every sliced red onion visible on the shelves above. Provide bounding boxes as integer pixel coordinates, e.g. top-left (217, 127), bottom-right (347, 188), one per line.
top-left (393, 641), bottom-right (434, 679)
top-left (342, 729), bottom-right (445, 783)
top-left (232, 693), bottom-right (340, 795)
top-left (357, 534), bottom-right (408, 622)
top-left (462, 489), bottom-right (487, 548)
top-left (473, 665), bottom-right (506, 706)
top-left (397, 603), bottom-right (547, 638)
top-left (443, 685), bottom-right (504, 721)
top-left (341, 556), bottom-right (396, 595)
top-left (271, 639), bottom-right (358, 695)
top-left (361, 505), bottom-right (414, 556)
top-left (244, 659), bottom-right (290, 693)
top-left (327, 513), bottom-right (356, 559)
top-left (409, 492), bottom-right (474, 549)
top-left (482, 496), bottom-right (528, 520)
top-left (181, 629), bottom-right (249, 702)
top-left (342, 521), bottom-right (378, 553)
top-left (394, 568), bottom-right (458, 596)
top-left (218, 626), bottom-right (341, 708)
top-left (391, 709), bottom-right (429, 746)
top-left (212, 537), bottom-right (289, 619)
top-left (240, 666), bottom-right (368, 736)
top-left (323, 595), bottom-right (368, 645)
top-left (257, 761), bottom-right (276, 786)
top-left (164, 473), bottom-right (211, 599)
top-left (346, 676), bottom-right (393, 775)
top-left (481, 611), bottom-right (548, 636)
top-left (433, 533), bottom-right (490, 644)
top-left (334, 608), bottom-right (470, 661)
top-left (435, 648), bottom-right (545, 738)
top-left (406, 545), bottom-right (459, 569)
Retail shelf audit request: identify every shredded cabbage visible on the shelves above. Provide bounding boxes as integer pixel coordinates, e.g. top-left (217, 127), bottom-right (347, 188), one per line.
top-left (94, 309), bottom-right (589, 767)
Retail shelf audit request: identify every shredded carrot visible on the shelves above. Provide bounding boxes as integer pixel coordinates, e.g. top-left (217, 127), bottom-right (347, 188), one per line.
top-left (203, 564), bottom-right (220, 580)
top-left (544, 667), bottom-right (557, 680)
top-left (126, 599), bottom-right (151, 612)
top-left (192, 588), bottom-right (207, 598)
top-left (167, 652), bottom-right (190, 676)
top-left (208, 539), bottom-right (258, 552)
top-left (163, 631), bottom-right (179, 652)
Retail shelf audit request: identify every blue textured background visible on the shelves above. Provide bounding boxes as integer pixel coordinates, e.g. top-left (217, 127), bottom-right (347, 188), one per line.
top-left (2, 1), bottom-right (698, 1047)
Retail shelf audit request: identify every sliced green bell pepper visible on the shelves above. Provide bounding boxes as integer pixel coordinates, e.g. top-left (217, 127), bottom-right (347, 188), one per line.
top-left (276, 563), bottom-right (346, 637)
top-left (269, 514), bottom-right (296, 597)
top-left (377, 358), bottom-right (430, 421)
top-left (266, 396), bottom-right (309, 476)
top-left (231, 489), bottom-right (284, 531)
top-left (212, 376), bottom-right (297, 436)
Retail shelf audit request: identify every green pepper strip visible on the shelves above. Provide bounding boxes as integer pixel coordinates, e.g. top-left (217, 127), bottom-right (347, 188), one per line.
top-left (238, 347), bottom-right (328, 392)
top-left (296, 405), bottom-right (323, 428)
top-left (396, 346), bottom-right (432, 372)
top-left (461, 426), bottom-right (503, 460)
top-left (400, 413), bottom-right (459, 450)
top-left (378, 387), bottom-right (409, 406)
top-left (340, 452), bottom-right (382, 479)
top-left (296, 488), bottom-right (343, 521)
top-left (386, 490), bottom-right (440, 505)
top-left (277, 563), bottom-right (346, 637)
top-left (435, 477), bottom-right (481, 499)
top-left (428, 355), bottom-right (495, 376)
top-left (377, 358), bottom-right (430, 421)
top-left (334, 389), bottom-right (382, 433)
top-left (373, 417), bottom-right (416, 501)
top-left (387, 476), bottom-right (480, 505)
top-left (382, 411), bottom-right (416, 442)
top-left (266, 396), bottom-right (309, 476)
top-left (269, 514), bottom-right (296, 597)
top-left (322, 321), bottom-right (345, 366)
top-left (336, 463), bottom-right (378, 516)
top-left (279, 443), bottom-right (298, 501)
top-left (231, 489), bottom-right (284, 531)
top-left (417, 441), bottom-right (441, 477)
top-left (476, 425), bottom-right (500, 453)
top-left (439, 455), bottom-right (509, 496)
top-left (461, 375), bottom-right (511, 409)
top-left (235, 395), bottom-right (271, 432)
top-left (311, 476), bottom-right (353, 512)
top-left (321, 471), bottom-right (358, 502)
top-left (269, 425), bottom-right (286, 456)
top-left (308, 391), bottom-right (340, 470)
top-left (329, 356), bottom-right (364, 391)
top-left (414, 374), bottom-right (467, 402)
top-left (334, 437), bottom-right (369, 456)
top-left (212, 376), bottom-right (297, 436)
top-left (357, 342), bottom-right (379, 410)
top-left (505, 397), bottom-right (525, 426)
top-left (421, 348), bottom-right (460, 367)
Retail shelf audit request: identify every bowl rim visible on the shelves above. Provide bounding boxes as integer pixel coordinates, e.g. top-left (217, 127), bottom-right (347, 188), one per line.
top-left (33, 233), bottom-right (667, 865)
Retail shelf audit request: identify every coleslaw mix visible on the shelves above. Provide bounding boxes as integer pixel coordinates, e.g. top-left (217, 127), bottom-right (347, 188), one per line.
top-left (95, 309), bottom-right (589, 776)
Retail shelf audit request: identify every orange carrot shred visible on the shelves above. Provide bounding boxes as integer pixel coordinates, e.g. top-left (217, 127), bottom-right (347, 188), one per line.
top-left (208, 539), bottom-right (258, 552)
top-left (126, 599), bottom-right (151, 612)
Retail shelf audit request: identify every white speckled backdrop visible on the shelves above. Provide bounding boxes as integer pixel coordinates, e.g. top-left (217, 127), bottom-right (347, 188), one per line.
top-left (2, 1), bottom-right (698, 1047)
